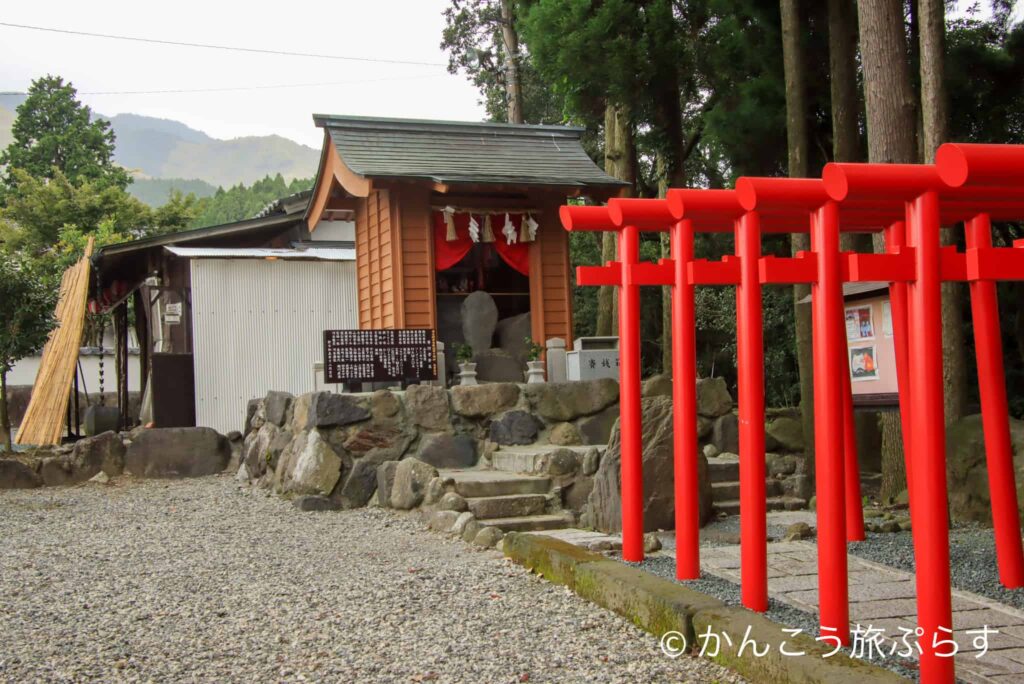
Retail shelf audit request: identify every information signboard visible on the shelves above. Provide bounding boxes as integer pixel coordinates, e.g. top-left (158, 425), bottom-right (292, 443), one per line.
top-left (323, 329), bottom-right (437, 384)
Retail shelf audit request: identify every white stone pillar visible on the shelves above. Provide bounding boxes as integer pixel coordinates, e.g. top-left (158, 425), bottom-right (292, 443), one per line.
top-left (545, 337), bottom-right (567, 384)
top-left (435, 341), bottom-right (447, 388)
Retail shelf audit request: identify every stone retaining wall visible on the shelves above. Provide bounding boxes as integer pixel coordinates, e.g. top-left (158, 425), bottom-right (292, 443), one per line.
top-left (239, 379), bottom-right (623, 518)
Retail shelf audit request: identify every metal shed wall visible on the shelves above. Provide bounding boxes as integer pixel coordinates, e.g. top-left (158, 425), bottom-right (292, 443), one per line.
top-left (190, 258), bottom-right (358, 434)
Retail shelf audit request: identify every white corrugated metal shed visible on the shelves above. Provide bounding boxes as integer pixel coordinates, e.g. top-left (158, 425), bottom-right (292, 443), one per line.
top-left (166, 246), bottom-right (355, 261)
top-left (185, 256), bottom-right (359, 434)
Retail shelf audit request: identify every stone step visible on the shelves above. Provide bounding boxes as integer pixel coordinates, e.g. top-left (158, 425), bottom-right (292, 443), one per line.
top-left (439, 469), bottom-right (552, 498)
top-left (712, 496), bottom-right (807, 516)
top-left (467, 493), bottom-right (548, 519)
top-left (711, 479), bottom-right (783, 501)
top-left (490, 444), bottom-right (600, 475)
top-left (707, 457), bottom-right (740, 483)
top-left (479, 512), bottom-right (575, 533)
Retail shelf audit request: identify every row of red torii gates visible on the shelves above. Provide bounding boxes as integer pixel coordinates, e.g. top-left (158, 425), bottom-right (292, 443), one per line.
top-left (560, 143), bottom-right (1024, 683)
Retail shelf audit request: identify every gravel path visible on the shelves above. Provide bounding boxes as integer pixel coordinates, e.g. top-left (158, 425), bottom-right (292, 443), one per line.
top-left (0, 476), bottom-right (743, 684)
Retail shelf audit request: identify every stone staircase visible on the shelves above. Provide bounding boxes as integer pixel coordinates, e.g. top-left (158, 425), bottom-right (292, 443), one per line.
top-left (438, 444), bottom-right (601, 533)
top-left (708, 454), bottom-right (806, 516)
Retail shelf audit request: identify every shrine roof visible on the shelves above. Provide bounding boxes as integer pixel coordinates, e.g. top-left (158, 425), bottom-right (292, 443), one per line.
top-left (312, 114), bottom-right (629, 190)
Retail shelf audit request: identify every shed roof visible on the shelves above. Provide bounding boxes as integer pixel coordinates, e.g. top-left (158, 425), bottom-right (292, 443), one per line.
top-left (165, 246), bottom-right (355, 261)
top-left (312, 114), bottom-right (629, 190)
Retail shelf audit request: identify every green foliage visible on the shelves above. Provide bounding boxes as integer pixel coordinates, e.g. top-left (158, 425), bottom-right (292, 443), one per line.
top-left (524, 337), bottom-right (543, 361)
top-left (0, 168), bottom-right (188, 255)
top-left (454, 343), bottom-right (474, 363)
top-left (0, 252), bottom-right (57, 374)
top-left (440, 0), bottom-right (570, 123)
top-left (0, 75), bottom-right (129, 192)
top-left (190, 174), bottom-right (312, 228)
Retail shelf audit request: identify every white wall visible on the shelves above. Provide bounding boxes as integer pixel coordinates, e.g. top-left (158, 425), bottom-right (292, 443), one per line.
top-left (311, 220), bottom-right (355, 242)
top-left (8, 353), bottom-right (141, 393)
top-left (190, 258), bottom-right (359, 434)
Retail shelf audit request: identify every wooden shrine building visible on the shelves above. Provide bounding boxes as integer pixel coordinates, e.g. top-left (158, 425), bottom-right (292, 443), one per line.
top-left (305, 115), bottom-right (628, 366)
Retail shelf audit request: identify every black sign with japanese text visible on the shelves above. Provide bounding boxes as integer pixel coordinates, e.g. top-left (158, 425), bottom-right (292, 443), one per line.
top-left (323, 329), bottom-right (438, 384)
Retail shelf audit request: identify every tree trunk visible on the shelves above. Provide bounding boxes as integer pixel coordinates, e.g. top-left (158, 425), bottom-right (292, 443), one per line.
top-left (597, 103), bottom-right (635, 336)
top-left (879, 410), bottom-right (907, 502)
top-left (857, 0), bottom-right (918, 166)
top-left (828, 0), bottom-right (861, 164)
top-left (919, 0), bottom-right (967, 426)
top-left (499, 0), bottom-right (523, 124)
top-left (1, 368), bottom-right (11, 453)
top-left (781, 0), bottom-right (816, 469)
top-left (858, 0), bottom-right (918, 496)
top-left (828, 0), bottom-right (875, 253)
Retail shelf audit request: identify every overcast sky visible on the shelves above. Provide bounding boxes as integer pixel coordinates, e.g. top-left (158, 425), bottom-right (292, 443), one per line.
top-left (0, 0), bottom-right (486, 148)
top-left (2, 1), bottom-right (1020, 149)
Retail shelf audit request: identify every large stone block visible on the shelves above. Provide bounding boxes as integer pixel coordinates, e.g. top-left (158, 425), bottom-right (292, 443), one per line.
top-left (70, 431), bottom-right (125, 479)
top-left (415, 433), bottom-right (478, 469)
top-left (264, 391), bottom-right (294, 427)
top-left (0, 459), bottom-right (41, 489)
top-left (696, 377), bottom-right (733, 417)
top-left (335, 448), bottom-right (397, 509)
top-left (376, 461), bottom-right (399, 507)
top-left (342, 425), bottom-right (413, 460)
top-left (641, 374), bottom-right (672, 397)
top-left (125, 428), bottom-right (231, 478)
top-left (947, 414), bottom-right (1024, 525)
top-left (461, 290), bottom-right (499, 354)
top-left (589, 396), bottom-right (713, 533)
top-left (310, 393), bottom-right (370, 429)
top-left (523, 379), bottom-right (620, 422)
top-left (404, 384), bottom-right (450, 432)
top-left (489, 410), bottom-right (542, 446)
top-left (450, 383), bottom-right (520, 418)
top-left (280, 430), bottom-right (344, 496)
top-left (765, 415), bottom-right (804, 453)
top-left (242, 423), bottom-right (281, 479)
top-left (496, 312), bottom-right (533, 365)
top-left (390, 458), bottom-right (438, 510)
top-left (711, 414), bottom-right (739, 455)
top-left (473, 348), bottom-right (525, 383)
top-left (576, 406), bottom-right (618, 446)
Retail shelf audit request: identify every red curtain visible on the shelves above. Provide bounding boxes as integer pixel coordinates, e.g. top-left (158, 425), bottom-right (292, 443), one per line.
top-left (492, 213), bottom-right (531, 276)
top-left (432, 212), bottom-right (473, 271)
top-left (431, 211), bottom-right (531, 276)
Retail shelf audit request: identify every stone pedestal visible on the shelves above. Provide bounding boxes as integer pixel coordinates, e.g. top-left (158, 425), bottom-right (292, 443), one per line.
top-left (526, 360), bottom-right (546, 384)
top-left (457, 362), bottom-right (478, 386)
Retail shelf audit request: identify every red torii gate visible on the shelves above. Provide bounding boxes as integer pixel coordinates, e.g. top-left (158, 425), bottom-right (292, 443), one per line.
top-left (561, 142), bottom-right (1024, 684)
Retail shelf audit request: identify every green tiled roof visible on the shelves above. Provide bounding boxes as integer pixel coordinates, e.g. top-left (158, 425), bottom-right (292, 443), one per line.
top-left (313, 114), bottom-right (628, 190)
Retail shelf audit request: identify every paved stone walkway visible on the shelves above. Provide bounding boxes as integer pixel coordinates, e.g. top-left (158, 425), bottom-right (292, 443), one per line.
top-left (543, 521), bottom-right (1024, 683)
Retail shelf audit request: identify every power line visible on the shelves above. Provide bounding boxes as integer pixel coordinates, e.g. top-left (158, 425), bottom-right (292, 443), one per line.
top-left (70, 74), bottom-right (450, 96)
top-left (0, 21), bottom-right (448, 67)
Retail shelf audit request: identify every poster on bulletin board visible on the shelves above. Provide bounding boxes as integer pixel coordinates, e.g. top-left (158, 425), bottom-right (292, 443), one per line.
top-left (845, 305), bottom-right (875, 341)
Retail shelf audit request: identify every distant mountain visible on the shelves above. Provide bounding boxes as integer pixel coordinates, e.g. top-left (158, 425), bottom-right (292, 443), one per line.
top-left (103, 113), bottom-right (320, 188)
top-left (0, 97), bottom-right (320, 194)
top-left (126, 176), bottom-right (219, 206)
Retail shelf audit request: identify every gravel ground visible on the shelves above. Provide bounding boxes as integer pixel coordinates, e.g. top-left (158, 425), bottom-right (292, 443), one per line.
top-left (849, 523), bottom-right (1024, 611)
top-left (0, 476), bottom-right (744, 684)
top-left (633, 555), bottom-right (921, 682)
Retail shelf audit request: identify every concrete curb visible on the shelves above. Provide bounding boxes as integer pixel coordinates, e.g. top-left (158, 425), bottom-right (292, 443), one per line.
top-left (503, 532), bottom-right (908, 684)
